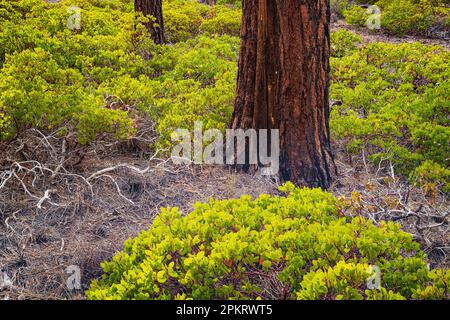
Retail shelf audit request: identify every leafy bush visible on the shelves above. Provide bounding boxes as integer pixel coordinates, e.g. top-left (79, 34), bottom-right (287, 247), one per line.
top-left (163, 0), bottom-right (206, 43)
top-left (163, 0), bottom-right (242, 43)
top-left (344, 0), bottom-right (450, 36)
top-left (330, 0), bottom-right (351, 20)
top-left (201, 5), bottom-right (241, 37)
top-left (215, 0), bottom-right (242, 8)
top-left (139, 34), bottom-right (239, 150)
top-left (0, 0), bottom-right (140, 142)
top-left (343, 5), bottom-right (367, 28)
top-left (0, 0), bottom-right (241, 144)
top-left (330, 29), bottom-right (362, 58)
top-left (353, 0), bottom-right (377, 3)
top-left (377, 0), bottom-right (439, 35)
top-left (412, 160), bottom-right (450, 195)
top-left (380, 0), bottom-right (449, 35)
top-left (413, 269), bottom-right (450, 299)
top-left (0, 47), bottom-right (133, 142)
top-left (330, 42), bottom-right (450, 191)
top-left (86, 184), bottom-right (449, 300)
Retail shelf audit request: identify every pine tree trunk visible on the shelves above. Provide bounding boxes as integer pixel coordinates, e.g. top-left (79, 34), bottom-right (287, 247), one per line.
top-left (134, 0), bottom-right (165, 44)
top-left (231, 0), bottom-right (335, 189)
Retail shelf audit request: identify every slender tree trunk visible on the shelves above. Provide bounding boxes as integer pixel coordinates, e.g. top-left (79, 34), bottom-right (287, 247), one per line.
top-left (134, 0), bottom-right (165, 44)
top-left (231, 0), bottom-right (335, 189)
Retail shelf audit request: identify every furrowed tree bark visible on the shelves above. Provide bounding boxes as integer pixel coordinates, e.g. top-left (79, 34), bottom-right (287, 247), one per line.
top-left (231, 0), bottom-right (335, 189)
top-left (134, 0), bottom-right (165, 44)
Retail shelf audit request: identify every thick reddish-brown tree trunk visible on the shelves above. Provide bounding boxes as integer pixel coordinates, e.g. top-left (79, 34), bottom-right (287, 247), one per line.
top-left (231, 0), bottom-right (335, 189)
top-left (134, 0), bottom-right (165, 44)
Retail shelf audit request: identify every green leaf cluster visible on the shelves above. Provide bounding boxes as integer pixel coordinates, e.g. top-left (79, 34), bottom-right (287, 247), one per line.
top-left (0, 0), bottom-right (241, 143)
top-left (86, 184), bottom-right (449, 300)
top-left (343, 0), bottom-right (449, 36)
top-left (330, 41), bottom-right (449, 191)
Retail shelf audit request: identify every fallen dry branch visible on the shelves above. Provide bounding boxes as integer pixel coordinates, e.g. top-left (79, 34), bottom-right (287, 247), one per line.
top-left (333, 147), bottom-right (449, 269)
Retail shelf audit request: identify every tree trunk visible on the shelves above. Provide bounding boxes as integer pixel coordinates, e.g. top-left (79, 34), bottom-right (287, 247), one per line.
top-left (231, 0), bottom-right (335, 189)
top-left (134, 0), bottom-right (165, 44)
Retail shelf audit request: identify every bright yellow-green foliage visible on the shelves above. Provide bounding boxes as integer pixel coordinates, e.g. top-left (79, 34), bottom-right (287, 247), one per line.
top-left (86, 184), bottom-right (448, 300)
top-left (331, 40), bottom-right (450, 191)
top-left (343, 0), bottom-right (450, 35)
top-left (163, 0), bottom-right (208, 42)
top-left (201, 5), bottom-right (241, 37)
top-left (0, 0), bottom-right (240, 142)
top-left (377, 0), bottom-right (450, 35)
top-left (330, 29), bottom-right (362, 58)
top-left (164, 1), bottom-right (241, 42)
top-left (413, 269), bottom-right (450, 300)
top-left (0, 0), bottom-right (139, 141)
top-left (98, 34), bottom-right (239, 150)
top-left (0, 47), bottom-right (132, 142)
top-left (1, 1), bottom-right (448, 190)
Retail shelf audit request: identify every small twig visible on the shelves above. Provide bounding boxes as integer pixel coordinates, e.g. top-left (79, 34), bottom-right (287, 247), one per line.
top-left (37, 189), bottom-right (57, 210)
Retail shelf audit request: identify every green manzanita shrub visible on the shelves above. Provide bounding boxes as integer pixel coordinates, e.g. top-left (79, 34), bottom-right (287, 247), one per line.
top-left (343, 0), bottom-right (450, 36)
top-left (0, 0), bottom-right (140, 141)
top-left (163, 0), bottom-right (241, 43)
top-left (0, 47), bottom-right (133, 141)
top-left (200, 5), bottom-right (242, 37)
top-left (330, 29), bottom-right (362, 58)
top-left (377, 0), bottom-right (449, 36)
top-left (343, 5), bottom-right (367, 28)
top-left (330, 0), bottom-right (351, 19)
top-left (86, 184), bottom-right (449, 300)
top-left (0, 0), bottom-right (241, 143)
top-left (163, 0), bottom-right (207, 43)
top-left (215, 0), bottom-right (242, 8)
top-left (330, 42), bottom-right (450, 192)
